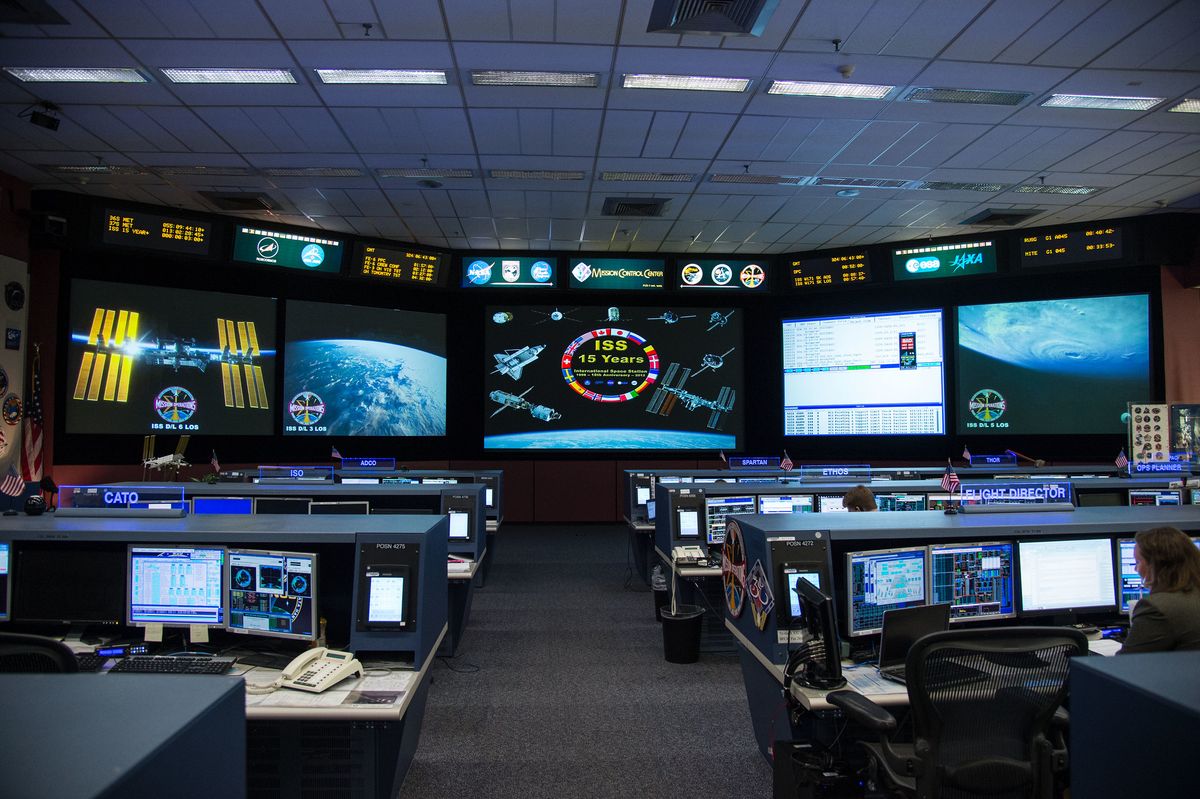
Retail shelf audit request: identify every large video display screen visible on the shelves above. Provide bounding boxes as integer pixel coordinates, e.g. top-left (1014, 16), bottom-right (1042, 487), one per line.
top-left (782, 310), bottom-right (945, 436)
top-left (484, 306), bottom-right (742, 450)
top-left (955, 294), bottom-right (1150, 435)
top-left (66, 279), bottom-right (276, 436)
top-left (283, 301), bottom-right (446, 437)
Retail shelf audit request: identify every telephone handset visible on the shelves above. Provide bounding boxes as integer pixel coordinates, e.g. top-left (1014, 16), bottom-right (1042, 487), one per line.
top-left (279, 647), bottom-right (364, 693)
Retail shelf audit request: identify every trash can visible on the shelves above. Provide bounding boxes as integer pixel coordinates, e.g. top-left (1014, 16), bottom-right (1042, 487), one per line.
top-left (661, 604), bottom-right (705, 663)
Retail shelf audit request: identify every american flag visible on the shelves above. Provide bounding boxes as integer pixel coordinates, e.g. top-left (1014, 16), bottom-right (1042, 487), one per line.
top-left (961, 445), bottom-right (971, 463)
top-left (210, 450), bottom-right (220, 473)
top-left (331, 445), bottom-right (343, 460)
top-left (780, 450), bottom-right (794, 471)
top-left (941, 462), bottom-right (960, 493)
top-left (20, 345), bottom-right (43, 484)
top-left (1, 464), bottom-right (25, 497)
top-left (1115, 449), bottom-right (1129, 469)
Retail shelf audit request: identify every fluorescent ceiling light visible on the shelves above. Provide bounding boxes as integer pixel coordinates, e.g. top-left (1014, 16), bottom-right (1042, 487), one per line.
top-left (1040, 94), bottom-right (1162, 111)
top-left (622, 73), bottom-right (750, 92)
top-left (263, 167), bottom-right (363, 177)
top-left (377, 168), bottom-right (474, 178)
top-left (471, 70), bottom-right (598, 87)
top-left (46, 164), bottom-right (149, 174)
top-left (902, 86), bottom-right (1030, 106)
top-left (161, 68), bottom-right (295, 84)
top-left (710, 173), bottom-right (806, 185)
top-left (1013, 184), bottom-right (1098, 195)
top-left (601, 172), bottom-right (694, 182)
top-left (5, 67), bottom-right (146, 83)
top-left (154, 166), bottom-right (253, 176)
top-left (921, 181), bottom-right (1010, 192)
top-left (316, 69), bottom-right (447, 85)
top-left (767, 80), bottom-right (893, 99)
top-left (1167, 98), bottom-right (1200, 113)
top-left (489, 170), bottom-right (585, 180)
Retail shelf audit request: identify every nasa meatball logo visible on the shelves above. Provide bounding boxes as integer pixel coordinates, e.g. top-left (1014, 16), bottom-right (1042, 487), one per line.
top-left (289, 391), bottom-right (326, 426)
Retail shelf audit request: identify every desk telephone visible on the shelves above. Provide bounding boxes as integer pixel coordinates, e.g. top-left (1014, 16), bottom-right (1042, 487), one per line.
top-left (279, 648), bottom-right (364, 693)
top-left (672, 545), bottom-right (706, 565)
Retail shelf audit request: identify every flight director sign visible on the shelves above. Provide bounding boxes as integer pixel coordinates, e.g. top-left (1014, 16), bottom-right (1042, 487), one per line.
top-left (233, 227), bottom-right (344, 274)
top-left (959, 481), bottom-right (1073, 506)
top-left (891, 240), bottom-right (997, 282)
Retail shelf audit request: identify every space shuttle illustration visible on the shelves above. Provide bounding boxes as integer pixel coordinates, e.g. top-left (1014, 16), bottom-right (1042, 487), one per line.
top-left (491, 344), bottom-right (545, 380)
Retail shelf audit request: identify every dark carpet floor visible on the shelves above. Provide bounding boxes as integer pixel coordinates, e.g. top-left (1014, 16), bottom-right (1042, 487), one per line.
top-left (397, 523), bottom-right (773, 799)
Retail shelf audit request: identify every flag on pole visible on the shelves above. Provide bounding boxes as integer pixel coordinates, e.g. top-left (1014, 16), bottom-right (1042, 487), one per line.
top-left (20, 345), bottom-right (44, 484)
top-left (941, 461), bottom-right (960, 493)
top-left (961, 445), bottom-right (971, 463)
top-left (1, 464), bottom-right (25, 497)
top-left (210, 450), bottom-right (220, 473)
top-left (1115, 449), bottom-right (1129, 469)
top-left (719, 450), bottom-right (727, 467)
top-left (331, 445), bottom-right (342, 460)
top-left (780, 450), bottom-right (794, 471)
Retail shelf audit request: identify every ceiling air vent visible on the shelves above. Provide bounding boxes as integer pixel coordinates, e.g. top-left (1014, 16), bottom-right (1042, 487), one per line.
top-left (647, 0), bottom-right (779, 36)
top-left (602, 198), bottom-right (670, 217)
top-left (198, 192), bottom-right (275, 212)
top-left (960, 208), bottom-right (1044, 226)
top-left (812, 176), bottom-right (918, 190)
top-left (902, 87), bottom-right (1031, 106)
top-left (0, 0), bottom-right (68, 24)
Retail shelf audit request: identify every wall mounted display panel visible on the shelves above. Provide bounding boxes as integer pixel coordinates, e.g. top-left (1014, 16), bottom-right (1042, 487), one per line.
top-left (353, 243), bottom-right (448, 287)
top-left (483, 305), bottom-right (742, 450)
top-left (676, 259), bottom-right (767, 291)
top-left (1018, 225), bottom-right (1123, 269)
top-left (567, 258), bottom-right (665, 291)
top-left (782, 310), bottom-right (945, 436)
top-left (955, 294), bottom-right (1150, 435)
top-left (232, 225), bottom-right (344, 274)
top-left (66, 279), bottom-right (276, 436)
top-left (892, 240), bottom-right (997, 281)
top-left (283, 300), bottom-right (446, 437)
top-left (787, 250), bottom-right (872, 291)
top-left (461, 255), bottom-right (556, 288)
top-left (98, 207), bottom-right (213, 257)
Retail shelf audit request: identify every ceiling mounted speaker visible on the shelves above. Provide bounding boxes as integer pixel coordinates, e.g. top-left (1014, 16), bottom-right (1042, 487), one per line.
top-left (647, 0), bottom-right (779, 36)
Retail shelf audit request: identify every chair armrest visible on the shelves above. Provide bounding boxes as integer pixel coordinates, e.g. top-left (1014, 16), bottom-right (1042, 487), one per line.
top-left (826, 689), bottom-right (898, 733)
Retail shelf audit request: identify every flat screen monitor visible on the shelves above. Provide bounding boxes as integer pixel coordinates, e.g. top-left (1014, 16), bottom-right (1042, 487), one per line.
top-left (635, 485), bottom-right (652, 506)
top-left (310, 501), bottom-right (370, 515)
top-left (191, 496), bottom-right (254, 515)
top-left (1191, 489), bottom-right (1200, 505)
top-left (1116, 538), bottom-right (1147, 614)
top-left (0, 542), bottom-right (9, 622)
top-left (955, 294), bottom-right (1150, 435)
top-left (675, 508), bottom-right (701, 539)
top-left (818, 495), bottom-right (848, 513)
top-left (704, 495), bottom-right (755, 546)
top-left (876, 493), bottom-right (927, 512)
top-left (421, 478), bottom-right (458, 485)
top-left (66, 279), bottom-right (277, 436)
top-left (1016, 538), bottom-right (1116, 614)
top-left (929, 541), bottom-right (1016, 622)
top-left (448, 511), bottom-right (470, 540)
top-left (283, 300), bottom-right (446, 437)
top-left (925, 493), bottom-right (953, 511)
top-left (127, 545), bottom-right (225, 627)
top-left (13, 544), bottom-right (125, 626)
top-left (483, 306), bottom-right (743, 451)
top-left (226, 549), bottom-right (317, 641)
top-left (339, 477), bottom-right (380, 485)
top-left (1128, 489), bottom-right (1182, 506)
top-left (1078, 491), bottom-right (1122, 507)
top-left (846, 547), bottom-right (928, 637)
top-left (646, 499), bottom-right (656, 521)
top-left (782, 309), bottom-right (945, 436)
top-left (758, 495), bottom-right (814, 514)
top-left (788, 577), bottom-right (844, 689)
top-left (780, 565), bottom-right (823, 622)
top-left (253, 497), bottom-right (312, 515)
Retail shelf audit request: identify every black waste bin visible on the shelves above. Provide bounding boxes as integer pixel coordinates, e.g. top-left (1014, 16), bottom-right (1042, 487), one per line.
top-left (660, 604), bottom-right (704, 663)
top-left (653, 588), bottom-right (670, 622)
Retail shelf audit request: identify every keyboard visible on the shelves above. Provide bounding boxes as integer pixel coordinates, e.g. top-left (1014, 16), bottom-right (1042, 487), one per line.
top-left (75, 653), bottom-right (106, 672)
top-left (880, 660), bottom-right (987, 688)
top-left (109, 656), bottom-right (235, 675)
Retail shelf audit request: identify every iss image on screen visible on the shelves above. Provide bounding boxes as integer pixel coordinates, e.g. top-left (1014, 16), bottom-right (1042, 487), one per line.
top-left (484, 306), bottom-right (743, 450)
top-left (283, 300), bottom-right (446, 437)
top-left (66, 279), bottom-right (277, 436)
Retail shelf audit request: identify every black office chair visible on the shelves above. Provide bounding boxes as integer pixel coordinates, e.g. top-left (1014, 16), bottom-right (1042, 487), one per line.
top-left (0, 632), bottom-right (80, 673)
top-left (828, 627), bottom-right (1087, 799)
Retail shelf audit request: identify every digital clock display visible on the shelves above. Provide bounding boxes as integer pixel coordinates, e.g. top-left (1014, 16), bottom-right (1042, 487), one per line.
top-left (100, 208), bottom-right (212, 256)
top-left (1019, 226), bottom-right (1123, 268)
top-left (788, 251), bottom-right (871, 290)
top-left (355, 244), bottom-right (446, 286)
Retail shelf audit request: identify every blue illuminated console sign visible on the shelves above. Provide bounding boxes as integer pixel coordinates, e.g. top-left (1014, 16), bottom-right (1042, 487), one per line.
top-left (341, 457), bottom-right (396, 471)
top-left (729, 456), bottom-right (780, 470)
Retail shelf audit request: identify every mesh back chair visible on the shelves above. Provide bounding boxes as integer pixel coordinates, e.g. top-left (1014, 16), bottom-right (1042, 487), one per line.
top-left (828, 627), bottom-right (1087, 799)
top-left (0, 632), bottom-right (80, 673)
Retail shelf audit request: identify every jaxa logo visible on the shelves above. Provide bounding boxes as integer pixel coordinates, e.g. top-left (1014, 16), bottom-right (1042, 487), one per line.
top-left (572, 261), bottom-right (592, 283)
top-left (952, 252), bottom-right (984, 271)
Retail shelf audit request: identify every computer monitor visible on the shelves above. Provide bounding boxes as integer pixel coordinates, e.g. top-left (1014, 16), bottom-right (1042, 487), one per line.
top-left (1077, 491), bottom-right (1122, 507)
top-left (14, 544), bottom-right (126, 626)
top-left (704, 495), bottom-right (755, 546)
top-left (1016, 537), bottom-right (1116, 615)
top-left (0, 542), bottom-right (10, 622)
top-left (253, 497), bottom-right (312, 515)
top-left (191, 496), bottom-right (254, 515)
top-left (669, 491), bottom-right (705, 541)
top-left (1128, 489), bottom-right (1182, 506)
top-left (127, 545), bottom-right (226, 627)
top-left (787, 577), bottom-right (844, 690)
top-left (818, 495), bottom-right (849, 513)
top-left (339, 477), bottom-right (380, 485)
top-left (441, 492), bottom-right (478, 542)
top-left (1191, 489), bottom-right (1200, 505)
top-left (758, 495), bottom-right (814, 514)
top-left (421, 477), bottom-right (458, 485)
top-left (846, 546), bottom-right (928, 637)
top-left (226, 549), bottom-right (317, 641)
top-left (1116, 538), bottom-right (1148, 614)
top-left (779, 564), bottom-right (823, 623)
top-left (128, 501), bottom-right (188, 511)
top-left (448, 511), bottom-right (470, 540)
top-left (928, 541), bottom-right (1016, 622)
top-left (925, 493), bottom-right (953, 511)
top-left (646, 499), bottom-right (656, 521)
top-left (875, 493), bottom-right (927, 512)
top-left (310, 501), bottom-right (371, 515)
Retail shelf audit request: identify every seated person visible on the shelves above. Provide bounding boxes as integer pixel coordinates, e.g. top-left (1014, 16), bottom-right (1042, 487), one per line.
top-left (842, 485), bottom-right (877, 512)
top-left (1119, 525), bottom-right (1200, 654)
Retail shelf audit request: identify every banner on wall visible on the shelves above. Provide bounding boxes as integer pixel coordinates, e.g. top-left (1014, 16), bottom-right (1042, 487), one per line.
top-left (0, 255), bottom-right (29, 498)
